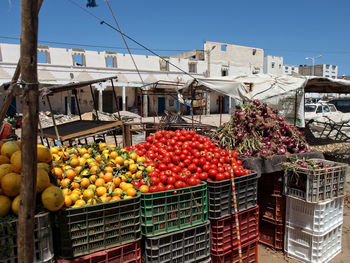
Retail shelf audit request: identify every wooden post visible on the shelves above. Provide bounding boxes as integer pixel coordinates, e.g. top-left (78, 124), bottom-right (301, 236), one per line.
top-left (110, 79), bottom-right (121, 120)
top-left (18, 0), bottom-right (39, 262)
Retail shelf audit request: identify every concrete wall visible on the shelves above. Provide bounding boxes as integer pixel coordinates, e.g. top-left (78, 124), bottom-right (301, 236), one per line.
top-left (204, 41), bottom-right (264, 74)
top-left (283, 65), bottom-right (299, 75)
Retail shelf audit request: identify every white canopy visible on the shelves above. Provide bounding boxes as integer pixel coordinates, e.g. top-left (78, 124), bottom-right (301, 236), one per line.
top-left (182, 73), bottom-right (308, 101)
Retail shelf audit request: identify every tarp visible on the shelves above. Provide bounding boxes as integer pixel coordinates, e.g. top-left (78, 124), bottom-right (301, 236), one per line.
top-left (182, 74), bottom-right (308, 101)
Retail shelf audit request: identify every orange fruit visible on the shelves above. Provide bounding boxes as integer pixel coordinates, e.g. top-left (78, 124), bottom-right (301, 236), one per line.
top-left (126, 187), bottom-right (137, 197)
top-left (112, 177), bottom-right (121, 187)
top-left (96, 186), bottom-right (107, 197)
top-left (64, 195), bottom-right (72, 207)
top-left (135, 171), bottom-right (143, 179)
top-left (99, 195), bottom-right (110, 203)
top-left (129, 153), bottom-right (138, 161)
top-left (82, 153), bottom-right (90, 159)
top-left (65, 169), bottom-right (76, 180)
top-left (71, 181), bottom-right (80, 189)
top-left (89, 174), bottom-right (97, 183)
top-left (62, 188), bottom-right (71, 196)
top-left (79, 157), bottom-right (86, 166)
top-left (60, 178), bottom-right (71, 187)
top-left (74, 166), bottom-right (83, 174)
top-left (80, 178), bottom-right (90, 188)
top-left (52, 167), bottom-right (63, 179)
top-left (99, 142), bottom-right (108, 150)
top-left (70, 193), bottom-right (80, 203)
top-left (129, 164), bottom-right (138, 173)
top-left (104, 166), bottom-right (113, 174)
top-left (139, 185), bottom-right (149, 193)
top-left (70, 158), bottom-right (80, 168)
top-left (113, 188), bottom-right (123, 196)
top-left (1, 172), bottom-right (21, 197)
top-left (90, 165), bottom-right (100, 174)
top-left (95, 178), bottom-right (105, 187)
top-left (87, 199), bottom-right (97, 205)
top-left (109, 151), bottom-right (118, 159)
top-left (74, 199), bottom-right (86, 207)
top-left (111, 195), bottom-right (121, 201)
top-left (88, 184), bottom-right (97, 191)
top-left (104, 172), bottom-right (113, 183)
top-left (115, 156), bottom-right (124, 166)
top-left (50, 146), bottom-right (59, 155)
top-left (83, 189), bottom-right (94, 199)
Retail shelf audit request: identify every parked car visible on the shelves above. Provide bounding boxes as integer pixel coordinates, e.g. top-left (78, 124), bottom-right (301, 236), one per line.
top-left (305, 102), bottom-right (350, 124)
top-left (328, 98), bottom-right (350, 113)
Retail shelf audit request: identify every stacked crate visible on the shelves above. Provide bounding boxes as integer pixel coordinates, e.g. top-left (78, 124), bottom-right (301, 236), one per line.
top-left (141, 182), bottom-right (210, 263)
top-left (53, 195), bottom-right (142, 262)
top-left (0, 212), bottom-right (54, 263)
top-left (207, 172), bottom-right (259, 263)
top-left (283, 159), bottom-right (347, 263)
top-left (257, 171), bottom-right (285, 250)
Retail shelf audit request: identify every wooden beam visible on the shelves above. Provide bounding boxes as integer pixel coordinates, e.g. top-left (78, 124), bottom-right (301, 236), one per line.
top-left (18, 0), bottom-right (41, 262)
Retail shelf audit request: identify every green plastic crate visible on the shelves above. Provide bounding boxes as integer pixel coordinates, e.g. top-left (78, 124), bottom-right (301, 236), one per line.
top-left (140, 182), bottom-right (208, 237)
top-left (52, 195), bottom-right (141, 259)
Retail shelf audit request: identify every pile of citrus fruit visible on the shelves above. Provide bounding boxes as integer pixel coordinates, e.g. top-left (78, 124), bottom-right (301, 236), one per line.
top-left (0, 141), bottom-right (64, 217)
top-left (50, 142), bottom-right (151, 208)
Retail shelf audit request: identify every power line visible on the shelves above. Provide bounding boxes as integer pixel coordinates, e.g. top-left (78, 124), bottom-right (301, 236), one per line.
top-left (66, 0), bottom-right (196, 79)
top-left (0, 35), bottom-right (190, 53)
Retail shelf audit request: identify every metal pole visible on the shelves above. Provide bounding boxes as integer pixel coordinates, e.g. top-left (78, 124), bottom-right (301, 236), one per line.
top-left (110, 79), bottom-right (121, 120)
top-left (46, 96), bottom-right (61, 143)
top-left (73, 89), bottom-right (82, 121)
top-left (89, 84), bottom-right (99, 121)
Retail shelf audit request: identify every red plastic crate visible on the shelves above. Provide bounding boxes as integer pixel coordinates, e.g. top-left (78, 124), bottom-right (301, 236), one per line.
top-left (258, 171), bottom-right (283, 196)
top-left (211, 206), bottom-right (259, 256)
top-left (259, 218), bottom-right (284, 251)
top-left (211, 239), bottom-right (258, 263)
top-left (258, 193), bottom-right (285, 224)
top-left (56, 241), bottom-right (141, 263)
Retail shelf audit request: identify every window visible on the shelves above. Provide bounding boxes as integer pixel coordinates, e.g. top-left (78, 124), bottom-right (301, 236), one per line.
top-left (325, 74), bottom-right (330, 77)
top-left (329, 105), bottom-right (337, 112)
top-left (252, 49), bottom-right (257, 55)
top-left (332, 65), bottom-right (336, 70)
top-left (37, 51), bottom-right (49, 63)
top-left (332, 76), bottom-right (336, 79)
top-left (72, 53), bottom-right (85, 66)
top-left (279, 64), bottom-right (281, 69)
top-left (160, 59), bottom-right (169, 71)
top-left (316, 106), bottom-right (322, 113)
top-left (271, 62), bottom-right (275, 68)
top-left (305, 105), bottom-right (316, 112)
top-left (189, 63), bottom-right (197, 73)
top-left (221, 45), bottom-right (227, 51)
top-left (323, 106), bottom-right (330, 113)
top-left (221, 67), bottom-right (229, 76)
top-left (285, 66), bottom-right (289, 70)
top-left (292, 67), bottom-right (295, 70)
top-left (326, 64), bottom-right (330, 69)
top-left (106, 56), bottom-right (117, 68)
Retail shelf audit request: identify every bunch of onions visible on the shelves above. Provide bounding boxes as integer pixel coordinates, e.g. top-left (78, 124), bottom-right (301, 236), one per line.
top-left (210, 99), bottom-right (311, 157)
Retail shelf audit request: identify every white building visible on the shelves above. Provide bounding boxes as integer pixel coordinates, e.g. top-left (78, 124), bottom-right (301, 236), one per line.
top-left (263, 55), bottom-right (283, 75)
top-left (283, 65), bottom-right (299, 75)
top-left (299, 64), bottom-right (338, 79)
top-left (0, 43), bottom-right (207, 116)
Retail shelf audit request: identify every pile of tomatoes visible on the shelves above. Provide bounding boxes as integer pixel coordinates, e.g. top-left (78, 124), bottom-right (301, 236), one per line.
top-left (127, 129), bottom-right (251, 193)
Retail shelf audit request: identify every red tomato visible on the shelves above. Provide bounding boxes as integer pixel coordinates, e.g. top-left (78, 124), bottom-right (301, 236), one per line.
top-left (167, 176), bottom-right (176, 185)
top-left (159, 163), bottom-right (167, 171)
top-left (175, 180), bottom-right (185, 189)
top-left (236, 160), bottom-right (242, 165)
top-left (218, 167), bottom-right (225, 173)
top-left (165, 184), bottom-right (175, 191)
top-left (132, 181), bottom-right (141, 188)
top-left (223, 171), bottom-right (231, 179)
top-left (159, 174), bottom-right (168, 184)
top-left (203, 164), bottom-right (210, 172)
top-left (199, 172), bottom-right (208, 181)
top-left (215, 173), bottom-right (226, 181)
top-left (208, 169), bottom-right (218, 178)
top-left (149, 185), bottom-right (158, 193)
top-left (187, 177), bottom-right (197, 186)
top-left (149, 177), bottom-right (160, 186)
top-left (195, 167), bottom-right (202, 173)
top-left (157, 183), bottom-right (165, 192)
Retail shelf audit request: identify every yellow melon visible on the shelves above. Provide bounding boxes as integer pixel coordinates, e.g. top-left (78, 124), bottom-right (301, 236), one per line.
top-left (0, 164), bottom-right (12, 182)
top-left (10, 150), bottom-right (21, 173)
top-left (1, 172), bottom-right (21, 197)
top-left (1, 141), bottom-right (19, 158)
top-left (37, 145), bottom-right (52, 163)
top-left (36, 168), bottom-right (50, 193)
top-left (0, 195), bottom-right (11, 217)
top-left (41, 186), bottom-right (64, 211)
top-left (0, 155), bottom-right (10, 165)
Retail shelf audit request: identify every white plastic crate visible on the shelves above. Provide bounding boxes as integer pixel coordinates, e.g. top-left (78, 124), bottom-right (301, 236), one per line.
top-left (284, 222), bottom-right (342, 263)
top-left (0, 212), bottom-right (54, 263)
top-left (283, 158), bottom-right (348, 203)
top-left (285, 196), bottom-right (344, 236)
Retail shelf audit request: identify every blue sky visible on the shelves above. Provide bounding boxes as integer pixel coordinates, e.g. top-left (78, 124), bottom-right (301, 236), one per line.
top-left (1, 0), bottom-right (350, 75)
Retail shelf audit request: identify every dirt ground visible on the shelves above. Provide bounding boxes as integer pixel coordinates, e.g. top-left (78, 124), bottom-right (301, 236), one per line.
top-left (17, 113), bottom-right (350, 262)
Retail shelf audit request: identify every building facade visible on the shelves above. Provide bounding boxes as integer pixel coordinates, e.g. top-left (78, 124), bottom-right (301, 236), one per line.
top-left (263, 55), bottom-right (283, 75)
top-left (283, 65), bottom-right (299, 75)
top-left (299, 64), bottom-right (338, 79)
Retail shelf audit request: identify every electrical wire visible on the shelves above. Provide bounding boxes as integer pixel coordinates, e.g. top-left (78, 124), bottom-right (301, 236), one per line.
top-left (66, 0), bottom-right (196, 80)
top-left (0, 35), bottom-right (190, 52)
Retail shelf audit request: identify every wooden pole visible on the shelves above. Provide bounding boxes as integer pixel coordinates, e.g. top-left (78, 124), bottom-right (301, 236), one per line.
top-left (0, 0), bottom-right (43, 125)
top-left (18, 0), bottom-right (39, 262)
